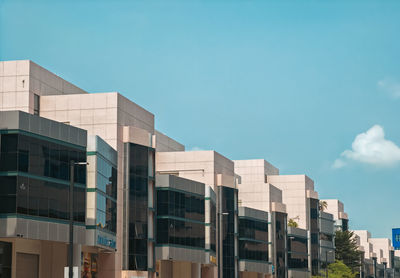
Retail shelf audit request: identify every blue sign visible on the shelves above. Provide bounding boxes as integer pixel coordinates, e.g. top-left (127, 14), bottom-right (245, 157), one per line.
top-left (97, 234), bottom-right (116, 249)
top-left (393, 228), bottom-right (400, 250)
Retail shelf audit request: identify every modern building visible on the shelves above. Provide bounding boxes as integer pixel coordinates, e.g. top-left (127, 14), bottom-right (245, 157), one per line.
top-left (0, 60), bottom-right (157, 278)
top-left (156, 150), bottom-right (239, 278)
top-left (155, 174), bottom-right (213, 278)
top-left (354, 230), bottom-right (395, 278)
top-left (266, 175), bottom-right (320, 276)
top-left (85, 135), bottom-right (118, 276)
top-left (320, 199), bottom-right (349, 231)
top-left (0, 110), bottom-right (87, 278)
top-left (318, 211), bottom-right (335, 268)
top-left (234, 159), bottom-right (287, 278)
top-left (238, 206), bottom-right (271, 278)
top-left (287, 226), bottom-right (309, 278)
top-left (4, 59), bottom-right (397, 278)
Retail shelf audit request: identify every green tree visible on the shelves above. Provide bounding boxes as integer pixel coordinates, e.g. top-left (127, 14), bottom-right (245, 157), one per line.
top-left (312, 260), bottom-right (357, 278)
top-left (335, 230), bottom-right (362, 273)
top-left (288, 218), bottom-right (298, 228)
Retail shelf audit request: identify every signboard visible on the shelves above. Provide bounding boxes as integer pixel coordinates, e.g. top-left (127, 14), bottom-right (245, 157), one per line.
top-left (97, 234), bottom-right (116, 249)
top-left (393, 228), bottom-right (400, 250)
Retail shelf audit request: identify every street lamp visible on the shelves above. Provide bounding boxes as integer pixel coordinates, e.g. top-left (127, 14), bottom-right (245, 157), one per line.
top-left (325, 250), bottom-right (333, 277)
top-left (68, 160), bottom-right (88, 278)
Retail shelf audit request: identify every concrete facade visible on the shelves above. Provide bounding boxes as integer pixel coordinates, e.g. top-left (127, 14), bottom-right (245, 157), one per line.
top-left (320, 199), bottom-right (348, 231)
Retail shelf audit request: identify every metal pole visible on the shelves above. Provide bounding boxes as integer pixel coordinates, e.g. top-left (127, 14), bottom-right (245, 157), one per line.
top-left (69, 161), bottom-right (74, 278)
top-left (326, 250), bottom-right (328, 278)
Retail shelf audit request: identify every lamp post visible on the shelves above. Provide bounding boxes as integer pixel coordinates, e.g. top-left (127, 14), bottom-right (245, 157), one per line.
top-left (325, 250), bottom-right (333, 277)
top-left (68, 160), bottom-right (88, 278)
top-left (287, 236), bottom-right (295, 275)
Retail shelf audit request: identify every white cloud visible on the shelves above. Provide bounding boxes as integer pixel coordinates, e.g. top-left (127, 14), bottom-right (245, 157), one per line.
top-left (333, 125), bottom-right (400, 168)
top-left (378, 78), bottom-right (400, 99)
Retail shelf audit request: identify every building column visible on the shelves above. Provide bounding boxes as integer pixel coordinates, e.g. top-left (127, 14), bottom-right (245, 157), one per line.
top-left (73, 244), bottom-right (82, 275)
top-left (191, 263), bottom-right (201, 278)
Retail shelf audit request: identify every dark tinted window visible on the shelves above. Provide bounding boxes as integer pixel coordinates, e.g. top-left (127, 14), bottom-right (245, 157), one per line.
top-left (127, 143), bottom-right (155, 271)
top-left (0, 241), bottom-right (12, 277)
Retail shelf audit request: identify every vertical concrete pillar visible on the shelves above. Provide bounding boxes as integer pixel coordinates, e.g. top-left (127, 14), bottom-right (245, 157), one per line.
top-left (73, 244), bottom-right (82, 275)
top-left (191, 263), bottom-right (201, 278)
top-left (159, 260), bottom-right (172, 278)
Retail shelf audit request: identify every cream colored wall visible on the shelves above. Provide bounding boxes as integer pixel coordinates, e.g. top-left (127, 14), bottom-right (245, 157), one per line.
top-left (321, 199), bottom-right (347, 221)
top-left (234, 159), bottom-right (279, 185)
top-left (0, 60), bottom-right (88, 115)
top-left (0, 238), bottom-right (68, 278)
top-left (0, 60), bottom-right (32, 114)
top-left (155, 130), bottom-right (185, 152)
top-left (156, 150), bottom-right (236, 190)
top-left (369, 238), bottom-right (392, 266)
top-left (266, 175), bottom-right (317, 230)
top-left (354, 230), bottom-right (374, 259)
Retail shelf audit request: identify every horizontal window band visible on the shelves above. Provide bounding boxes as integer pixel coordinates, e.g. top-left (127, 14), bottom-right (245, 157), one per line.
top-left (0, 129), bottom-right (86, 150)
top-left (238, 259), bottom-right (272, 264)
top-left (0, 213), bottom-right (85, 226)
top-left (238, 216), bottom-right (269, 224)
top-left (157, 215), bottom-right (206, 225)
top-left (86, 151), bottom-right (117, 167)
top-left (156, 187), bottom-right (205, 199)
top-left (238, 237), bottom-right (270, 244)
top-left (287, 251), bottom-right (309, 255)
top-left (287, 268), bottom-right (310, 272)
top-left (156, 243), bottom-right (206, 251)
top-left (0, 171), bottom-right (86, 188)
top-left (287, 234), bottom-right (308, 240)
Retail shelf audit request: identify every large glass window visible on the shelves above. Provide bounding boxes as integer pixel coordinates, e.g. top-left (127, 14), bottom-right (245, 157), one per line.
top-left (309, 198), bottom-right (320, 275)
top-left (156, 188), bottom-right (205, 249)
top-left (288, 234), bottom-right (308, 270)
top-left (0, 241), bottom-right (12, 278)
top-left (275, 212), bottom-right (286, 278)
top-left (220, 186), bottom-right (236, 278)
top-left (157, 189), bottom-right (205, 222)
top-left (93, 155), bottom-right (117, 233)
top-left (127, 143), bottom-right (154, 271)
top-left (239, 241), bottom-right (268, 261)
top-left (157, 218), bottom-right (205, 248)
top-left (238, 216), bottom-right (268, 262)
top-left (0, 133), bottom-right (86, 184)
top-left (0, 133), bottom-right (86, 223)
top-left (210, 200), bottom-right (216, 253)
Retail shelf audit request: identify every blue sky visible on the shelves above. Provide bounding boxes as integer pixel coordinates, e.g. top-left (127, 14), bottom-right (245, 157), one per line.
top-left (1, 0), bottom-right (399, 238)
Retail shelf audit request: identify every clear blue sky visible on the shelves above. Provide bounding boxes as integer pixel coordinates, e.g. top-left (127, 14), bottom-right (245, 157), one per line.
top-left (1, 0), bottom-right (399, 238)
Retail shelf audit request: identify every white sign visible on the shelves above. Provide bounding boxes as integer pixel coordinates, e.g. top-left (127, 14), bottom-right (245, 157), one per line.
top-left (64, 267), bottom-right (78, 278)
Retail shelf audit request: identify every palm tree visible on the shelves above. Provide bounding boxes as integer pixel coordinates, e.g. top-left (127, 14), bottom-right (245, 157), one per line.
top-left (319, 200), bottom-right (328, 211)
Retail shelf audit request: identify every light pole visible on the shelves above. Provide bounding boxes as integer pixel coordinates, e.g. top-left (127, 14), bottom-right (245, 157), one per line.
top-left (69, 160), bottom-right (88, 278)
top-left (287, 236), bottom-right (295, 276)
top-left (325, 250), bottom-right (333, 277)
